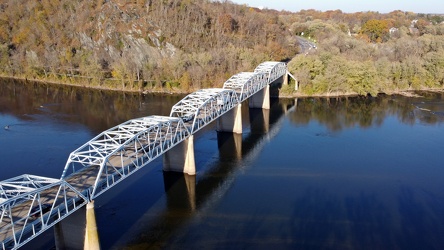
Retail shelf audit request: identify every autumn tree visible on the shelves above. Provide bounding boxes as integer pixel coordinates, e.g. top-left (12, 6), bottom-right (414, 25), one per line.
top-left (415, 19), bottom-right (431, 35)
top-left (360, 19), bottom-right (389, 43)
top-left (218, 13), bottom-right (238, 33)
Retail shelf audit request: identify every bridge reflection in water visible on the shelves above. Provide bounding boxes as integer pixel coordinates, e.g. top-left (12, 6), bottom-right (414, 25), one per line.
top-left (111, 98), bottom-right (296, 248)
top-left (0, 62), bottom-right (290, 249)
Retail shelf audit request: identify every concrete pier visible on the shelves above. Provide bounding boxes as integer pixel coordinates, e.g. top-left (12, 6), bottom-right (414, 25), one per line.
top-left (54, 201), bottom-right (100, 250)
top-left (249, 85), bottom-right (270, 110)
top-left (54, 207), bottom-right (86, 250)
top-left (283, 72), bottom-right (288, 86)
top-left (217, 104), bottom-right (243, 134)
top-left (84, 201), bottom-right (101, 250)
top-left (287, 70), bottom-right (298, 91)
top-left (163, 135), bottom-right (196, 175)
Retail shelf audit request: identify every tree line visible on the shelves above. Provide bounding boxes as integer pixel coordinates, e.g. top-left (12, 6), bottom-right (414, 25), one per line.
top-left (286, 11), bottom-right (444, 96)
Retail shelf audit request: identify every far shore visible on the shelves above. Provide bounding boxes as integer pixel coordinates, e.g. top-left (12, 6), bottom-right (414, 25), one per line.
top-left (2, 75), bottom-right (443, 99)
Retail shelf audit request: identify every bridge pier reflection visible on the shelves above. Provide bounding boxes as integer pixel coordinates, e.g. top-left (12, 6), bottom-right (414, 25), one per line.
top-left (217, 132), bottom-right (243, 160)
top-left (163, 172), bottom-right (196, 212)
top-left (249, 108), bottom-right (270, 134)
top-left (98, 99), bottom-right (295, 249)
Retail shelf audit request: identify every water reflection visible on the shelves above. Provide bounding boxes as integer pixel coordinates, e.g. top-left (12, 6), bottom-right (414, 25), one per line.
top-left (287, 184), bottom-right (444, 249)
top-left (118, 98), bottom-right (294, 249)
top-left (2, 79), bottom-right (443, 249)
top-left (288, 93), bottom-right (444, 131)
top-left (0, 78), bottom-right (182, 134)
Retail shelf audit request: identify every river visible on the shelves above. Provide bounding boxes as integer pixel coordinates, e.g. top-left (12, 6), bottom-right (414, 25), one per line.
top-left (1, 79), bottom-right (444, 249)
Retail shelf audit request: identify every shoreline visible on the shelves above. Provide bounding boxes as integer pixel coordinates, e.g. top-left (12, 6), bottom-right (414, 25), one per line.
top-left (0, 75), bottom-right (189, 96)
top-left (2, 75), bottom-right (443, 99)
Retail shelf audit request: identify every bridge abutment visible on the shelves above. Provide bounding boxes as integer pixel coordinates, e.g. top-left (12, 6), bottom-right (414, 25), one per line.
top-left (283, 72), bottom-right (288, 86)
top-left (163, 135), bottom-right (196, 175)
top-left (217, 104), bottom-right (243, 134)
top-left (287, 70), bottom-right (298, 91)
top-left (249, 85), bottom-right (270, 110)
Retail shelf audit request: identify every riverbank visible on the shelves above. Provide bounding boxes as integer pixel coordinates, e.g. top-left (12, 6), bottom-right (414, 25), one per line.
top-left (0, 75), bottom-right (189, 96)
top-left (2, 75), bottom-right (443, 99)
top-left (277, 84), bottom-right (444, 98)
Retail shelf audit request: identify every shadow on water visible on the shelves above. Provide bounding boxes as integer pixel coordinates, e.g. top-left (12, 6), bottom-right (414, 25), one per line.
top-left (290, 188), bottom-right (349, 249)
top-left (105, 93), bottom-right (444, 249)
top-left (112, 98), bottom-right (295, 249)
top-left (396, 186), bottom-right (444, 250)
top-left (344, 192), bottom-right (392, 250)
top-left (288, 186), bottom-right (444, 250)
top-left (293, 189), bottom-right (394, 249)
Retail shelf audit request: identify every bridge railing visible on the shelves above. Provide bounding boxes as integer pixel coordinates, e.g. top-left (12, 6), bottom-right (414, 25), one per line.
top-left (254, 61), bottom-right (287, 84)
top-left (61, 116), bottom-right (190, 199)
top-left (222, 72), bottom-right (268, 102)
top-left (170, 88), bottom-right (239, 134)
top-left (0, 175), bottom-right (88, 250)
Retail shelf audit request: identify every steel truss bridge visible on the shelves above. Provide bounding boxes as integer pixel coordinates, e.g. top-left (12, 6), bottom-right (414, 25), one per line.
top-left (0, 61), bottom-right (287, 249)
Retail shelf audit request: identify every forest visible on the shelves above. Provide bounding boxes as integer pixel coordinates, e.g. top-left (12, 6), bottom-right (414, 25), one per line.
top-left (0, 0), bottom-right (443, 96)
top-left (286, 10), bottom-right (444, 96)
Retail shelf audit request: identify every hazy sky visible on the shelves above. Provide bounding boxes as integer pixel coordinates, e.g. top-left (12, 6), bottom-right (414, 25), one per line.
top-left (230, 0), bottom-right (442, 13)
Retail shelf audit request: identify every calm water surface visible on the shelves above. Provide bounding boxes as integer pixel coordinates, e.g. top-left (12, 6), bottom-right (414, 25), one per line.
top-left (1, 79), bottom-right (444, 249)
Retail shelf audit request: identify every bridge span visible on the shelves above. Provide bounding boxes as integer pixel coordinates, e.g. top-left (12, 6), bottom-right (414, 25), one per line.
top-left (0, 61), bottom-right (288, 249)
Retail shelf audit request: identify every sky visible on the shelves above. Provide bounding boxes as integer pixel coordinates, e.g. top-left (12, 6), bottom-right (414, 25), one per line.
top-left (229, 0), bottom-right (442, 14)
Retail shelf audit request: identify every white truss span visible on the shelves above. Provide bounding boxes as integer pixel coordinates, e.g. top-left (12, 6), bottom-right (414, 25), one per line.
top-left (222, 72), bottom-right (268, 102)
top-left (0, 175), bottom-right (56, 202)
top-left (0, 175), bottom-right (88, 250)
top-left (170, 88), bottom-right (239, 134)
top-left (0, 61), bottom-right (288, 249)
top-left (254, 61), bottom-right (287, 84)
top-left (62, 116), bottom-right (190, 199)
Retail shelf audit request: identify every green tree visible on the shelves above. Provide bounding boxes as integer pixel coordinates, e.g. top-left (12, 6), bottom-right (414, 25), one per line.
top-left (311, 56), bottom-right (348, 95)
top-left (424, 52), bottom-right (444, 86)
top-left (345, 61), bottom-right (378, 96)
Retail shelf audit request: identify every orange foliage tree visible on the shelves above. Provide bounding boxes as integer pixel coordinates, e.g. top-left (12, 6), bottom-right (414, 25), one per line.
top-left (360, 19), bottom-right (389, 43)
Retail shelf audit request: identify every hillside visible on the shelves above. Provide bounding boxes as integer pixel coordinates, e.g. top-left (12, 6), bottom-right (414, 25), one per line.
top-left (0, 0), bottom-right (297, 92)
top-left (285, 10), bottom-right (444, 96)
